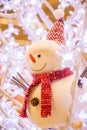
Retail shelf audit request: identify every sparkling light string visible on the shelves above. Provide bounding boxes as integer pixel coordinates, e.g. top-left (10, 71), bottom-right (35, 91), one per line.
top-left (0, 0), bottom-right (87, 130)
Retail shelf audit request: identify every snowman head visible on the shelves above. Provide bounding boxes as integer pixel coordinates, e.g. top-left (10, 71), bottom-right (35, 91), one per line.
top-left (26, 9), bottom-right (65, 74)
top-left (26, 40), bottom-right (62, 74)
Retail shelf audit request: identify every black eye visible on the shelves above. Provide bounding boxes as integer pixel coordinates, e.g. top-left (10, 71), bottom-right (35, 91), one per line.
top-left (37, 54), bottom-right (41, 58)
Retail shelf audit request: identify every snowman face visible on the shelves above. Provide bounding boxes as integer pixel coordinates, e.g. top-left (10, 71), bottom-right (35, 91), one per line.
top-left (26, 40), bottom-right (62, 74)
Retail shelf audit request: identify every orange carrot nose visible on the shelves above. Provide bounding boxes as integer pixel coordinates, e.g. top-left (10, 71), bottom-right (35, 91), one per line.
top-left (29, 54), bottom-right (36, 63)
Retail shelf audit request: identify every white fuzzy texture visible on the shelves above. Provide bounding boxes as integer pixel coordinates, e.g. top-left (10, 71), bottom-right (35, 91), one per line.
top-left (53, 9), bottom-right (64, 20)
top-left (26, 40), bottom-right (63, 74)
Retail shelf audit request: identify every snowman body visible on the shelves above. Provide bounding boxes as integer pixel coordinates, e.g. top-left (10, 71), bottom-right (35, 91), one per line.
top-left (27, 74), bottom-right (75, 128)
top-left (25, 40), bottom-right (76, 128)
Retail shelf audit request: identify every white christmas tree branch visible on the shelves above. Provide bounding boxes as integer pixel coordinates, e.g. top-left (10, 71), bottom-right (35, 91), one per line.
top-left (81, 1), bottom-right (87, 37)
top-left (0, 12), bottom-right (17, 19)
top-left (43, 0), bottom-right (54, 13)
top-left (83, 1), bottom-right (87, 30)
top-left (0, 106), bottom-right (8, 117)
top-left (0, 88), bottom-right (22, 109)
top-left (0, 29), bottom-right (8, 45)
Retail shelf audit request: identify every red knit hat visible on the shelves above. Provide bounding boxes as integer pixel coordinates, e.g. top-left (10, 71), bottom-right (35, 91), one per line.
top-left (46, 9), bottom-right (65, 44)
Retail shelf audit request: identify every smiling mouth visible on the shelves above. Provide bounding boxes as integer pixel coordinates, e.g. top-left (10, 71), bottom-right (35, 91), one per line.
top-left (31, 63), bottom-right (46, 71)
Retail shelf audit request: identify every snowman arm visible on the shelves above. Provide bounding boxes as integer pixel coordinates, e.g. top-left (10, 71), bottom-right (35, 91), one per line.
top-left (80, 66), bottom-right (87, 78)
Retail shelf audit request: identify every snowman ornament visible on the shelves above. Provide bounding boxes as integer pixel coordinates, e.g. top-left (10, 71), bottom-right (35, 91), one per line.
top-left (20, 9), bottom-right (76, 130)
